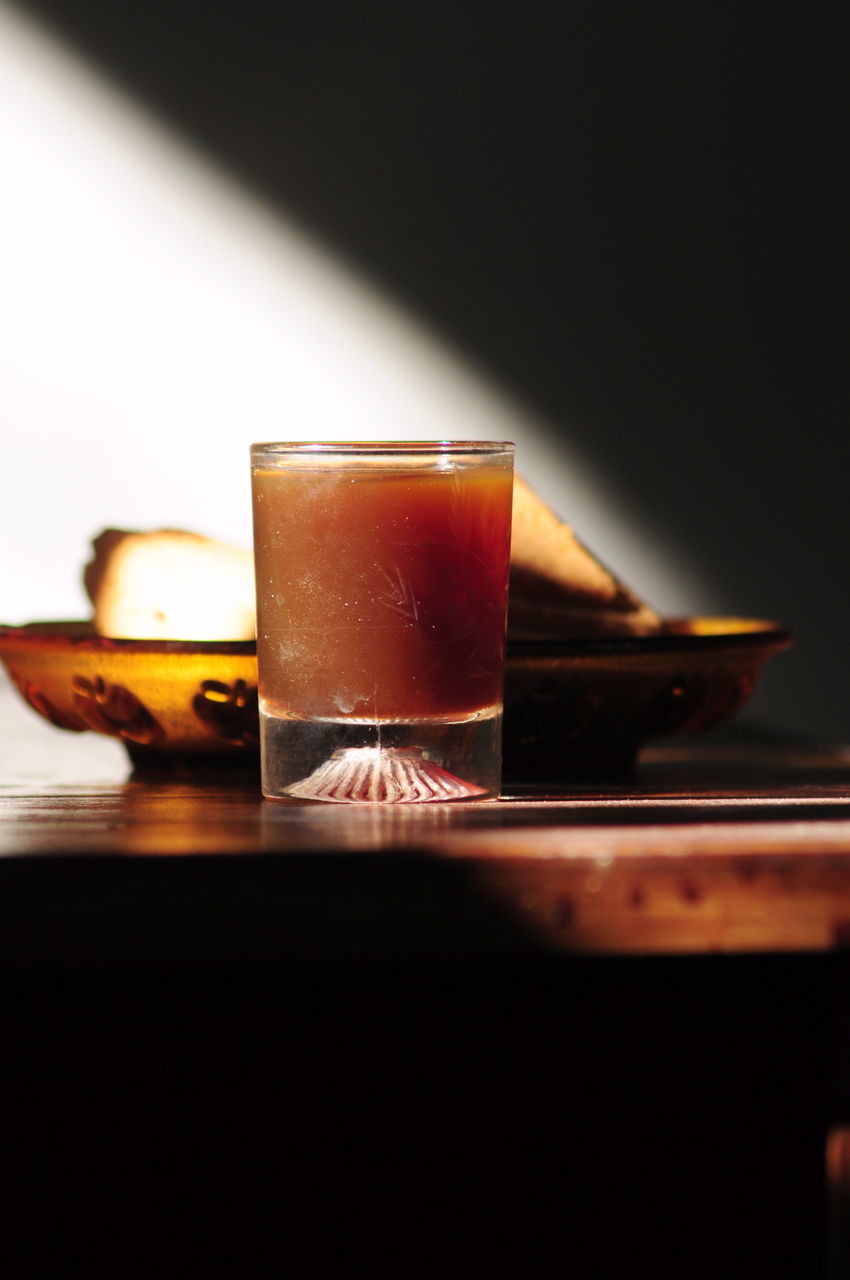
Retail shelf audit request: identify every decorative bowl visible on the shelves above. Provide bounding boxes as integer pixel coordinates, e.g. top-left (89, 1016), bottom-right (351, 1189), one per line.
top-left (0, 622), bottom-right (259, 771)
top-left (0, 618), bottom-right (791, 777)
top-left (502, 616), bottom-right (792, 777)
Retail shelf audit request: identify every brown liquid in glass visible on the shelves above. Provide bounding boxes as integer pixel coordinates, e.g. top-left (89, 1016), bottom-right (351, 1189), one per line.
top-left (252, 464), bottom-right (513, 722)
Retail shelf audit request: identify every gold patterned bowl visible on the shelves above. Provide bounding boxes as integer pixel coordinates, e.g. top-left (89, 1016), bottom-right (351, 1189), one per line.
top-left (503, 616), bottom-right (792, 777)
top-left (0, 622), bottom-right (259, 771)
top-left (0, 618), bottom-right (791, 777)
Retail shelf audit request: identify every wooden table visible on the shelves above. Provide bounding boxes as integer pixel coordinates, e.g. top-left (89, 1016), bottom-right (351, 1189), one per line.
top-left (3, 676), bottom-right (850, 961)
top-left (2, 681), bottom-right (849, 1277)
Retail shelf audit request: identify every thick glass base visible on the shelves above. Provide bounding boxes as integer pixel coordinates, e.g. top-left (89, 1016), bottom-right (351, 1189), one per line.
top-left (260, 708), bottom-right (502, 803)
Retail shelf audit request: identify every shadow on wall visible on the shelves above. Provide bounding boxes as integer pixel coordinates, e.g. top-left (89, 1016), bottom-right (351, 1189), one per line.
top-left (9, 0), bottom-right (849, 737)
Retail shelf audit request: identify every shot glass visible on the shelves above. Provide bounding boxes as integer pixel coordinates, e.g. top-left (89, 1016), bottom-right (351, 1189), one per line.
top-left (250, 441), bottom-right (515, 802)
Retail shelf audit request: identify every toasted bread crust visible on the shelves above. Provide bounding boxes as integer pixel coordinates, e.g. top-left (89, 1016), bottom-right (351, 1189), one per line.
top-left (83, 475), bottom-right (661, 642)
top-left (84, 528), bottom-right (256, 640)
top-left (508, 476), bottom-right (661, 637)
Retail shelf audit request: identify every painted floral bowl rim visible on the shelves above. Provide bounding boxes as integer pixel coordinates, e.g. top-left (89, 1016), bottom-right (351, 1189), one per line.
top-left (0, 617), bottom-right (793, 775)
top-left (0, 615), bottom-right (792, 655)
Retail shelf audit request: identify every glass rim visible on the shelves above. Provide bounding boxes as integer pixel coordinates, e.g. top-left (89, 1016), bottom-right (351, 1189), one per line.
top-left (251, 439), bottom-right (515, 459)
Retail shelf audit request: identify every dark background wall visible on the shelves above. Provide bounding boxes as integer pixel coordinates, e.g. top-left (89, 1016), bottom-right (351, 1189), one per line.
top-left (10, 0), bottom-right (848, 736)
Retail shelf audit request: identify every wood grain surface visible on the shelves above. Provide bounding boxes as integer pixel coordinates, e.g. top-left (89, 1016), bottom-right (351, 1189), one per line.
top-left (3, 680), bottom-right (850, 959)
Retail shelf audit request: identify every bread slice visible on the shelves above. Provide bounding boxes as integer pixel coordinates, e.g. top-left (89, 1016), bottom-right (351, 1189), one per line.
top-left (83, 477), bottom-right (660, 642)
top-left (508, 476), bottom-right (662, 637)
top-left (84, 529), bottom-right (256, 640)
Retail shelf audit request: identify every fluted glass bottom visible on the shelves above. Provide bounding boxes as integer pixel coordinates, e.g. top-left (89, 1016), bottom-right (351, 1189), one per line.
top-left (260, 707), bottom-right (502, 803)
